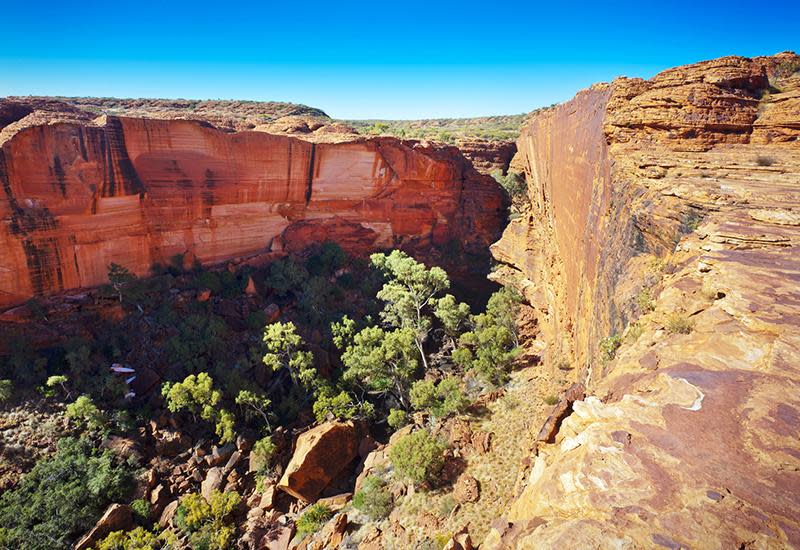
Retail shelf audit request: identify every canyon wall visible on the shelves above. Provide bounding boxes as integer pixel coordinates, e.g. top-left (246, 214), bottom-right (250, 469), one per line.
top-left (489, 53), bottom-right (800, 548)
top-left (0, 115), bottom-right (505, 309)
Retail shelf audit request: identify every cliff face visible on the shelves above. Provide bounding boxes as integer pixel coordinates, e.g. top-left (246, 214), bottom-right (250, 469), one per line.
top-left (489, 53), bottom-right (800, 548)
top-left (0, 116), bottom-right (505, 309)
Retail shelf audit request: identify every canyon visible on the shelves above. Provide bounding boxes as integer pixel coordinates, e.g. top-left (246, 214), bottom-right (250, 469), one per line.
top-left (0, 50), bottom-right (799, 550)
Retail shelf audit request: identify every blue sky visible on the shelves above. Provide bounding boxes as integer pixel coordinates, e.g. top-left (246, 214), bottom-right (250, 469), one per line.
top-left (1, 0), bottom-right (797, 119)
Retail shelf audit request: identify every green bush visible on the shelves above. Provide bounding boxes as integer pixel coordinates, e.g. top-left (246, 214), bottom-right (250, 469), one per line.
top-left (352, 476), bottom-right (393, 520)
top-left (599, 334), bottom-right (622, 362)
top-left (174, 490), bottom-right (241, 550)
top-left (410, 377), bottom-right (468, 418)
top-left (131, 498), bottom-right (151, 523)
top-left (388, 429), bottom-right (447, 485)
top-left (66, 395), bottom-right (106, 431)
top-left (295, 503), bottom-right (333, 539)
top-left (250, 436), bottom-right (277, 474)
top-left (387, 408), bottom-right (409, 430)
top-left (96, 526), bottom-right (176, 550)
top-left (636, 287), bottom-right (654, 313)
top-left (0, 379), bottom-right (12, 403)
top-left (0, 437), bottom-right (136, 549)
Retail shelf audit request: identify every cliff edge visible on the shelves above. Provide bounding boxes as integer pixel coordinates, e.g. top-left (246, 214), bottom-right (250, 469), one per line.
top-left (489, 52), bottom-right (800, 548)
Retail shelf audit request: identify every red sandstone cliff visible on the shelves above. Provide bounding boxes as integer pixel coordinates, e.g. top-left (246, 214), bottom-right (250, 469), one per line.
top-left (488, 52), bottom-right (800, 548)
top-left (0, 115), bottom-right (505, 309)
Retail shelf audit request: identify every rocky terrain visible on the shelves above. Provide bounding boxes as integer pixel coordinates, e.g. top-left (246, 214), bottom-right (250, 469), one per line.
top-left (0, 51), bottom-right (798, 550)
top-left (488, 51), bottom-right (800, 548)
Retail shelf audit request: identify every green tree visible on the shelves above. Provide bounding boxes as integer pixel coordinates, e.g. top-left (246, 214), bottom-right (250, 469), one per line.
top-left (338, 325), bottom-right (418, 408)
top-left (235, 389), bottom-right (273, 432)
top-left (452, 287), bottom-right (522, 386)
top-left (66, 395), bottom-right (106, 431)
top-left (249, 436), bottom-right (277, 474)
top-left (387, 408), bottom-right (408, 430)
top-left (388, 429), bottom-right (447, 485)
top-left (410, 377), bottom-right (468, 418)
top-left (107, 263), bottom-right (137, 304)
top-left (370, 250), bottom-right (450, 370)
top-left (262, 322), bottom-right (316, 392)
top-left (433, 294), bottom-right (471, 348)
top-left (162, 373), bottom-right (235, 444)
top-left (174, 490), bottom-right (241, 550)
top-left (46, 374), bottom-right (70, 398)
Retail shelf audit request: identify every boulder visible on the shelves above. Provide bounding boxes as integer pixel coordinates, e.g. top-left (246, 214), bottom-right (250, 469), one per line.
top-left (278, 421), bottom-right (359, 502)
top-left (74, 504), bottom-right (133, 550)
top-left (158, 500), bottom-right (179, 528)
top-left (201, 467), bottom-right (225, 500)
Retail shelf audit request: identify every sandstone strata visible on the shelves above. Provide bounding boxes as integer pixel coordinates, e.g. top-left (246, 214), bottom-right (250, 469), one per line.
top-left (0, 112), bottom-right (505, 309)
top-left (489, 53), bottom-right (800, 548)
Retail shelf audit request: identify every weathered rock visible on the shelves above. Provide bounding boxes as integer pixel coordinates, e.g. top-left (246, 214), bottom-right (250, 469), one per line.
top-left (443, 525), bottom-right (475, 550)
top-left (453, 474), bottom-right (480, 504)
top-left (487, 52), bottom-right (800, 549)
top-left (278, 421), bottom-right (359, 502)
top-left (201, 466), bottom-right (225, 500)
top-left (0, 114), bottom-right (505, 310)
top-left (74, 503), bottom-right (133, 550)
top-left (316, 492), bottom-right (352, 511)
top-left (536, 383), bottom-right (585, 443)
top-left (158, 499), bottom-right (179, 528)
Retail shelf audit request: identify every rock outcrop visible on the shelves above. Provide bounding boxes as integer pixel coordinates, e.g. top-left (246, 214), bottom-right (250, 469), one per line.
top-left (489, 52), bottom-right (800, 548)
top-left (0, 113), bottom-right (506, 309)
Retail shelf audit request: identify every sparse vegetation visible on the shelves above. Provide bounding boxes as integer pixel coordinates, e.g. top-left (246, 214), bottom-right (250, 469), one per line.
top-left (543, 394), bottom-right (559, 406)
top-left (346, 114), bottom-right (526, 142)
top-left (665, 313), bottom-right (694, 334)
top-left (295, 503), bottom-right (333, 539)
top-left (636, 287), bottom-right (655, 313)
top-left (353, 476), bottom-right (393, 520)
top-left (599, 334), bottom-right (622, 362)
top-left (755, 155), bottom-right (776, 167)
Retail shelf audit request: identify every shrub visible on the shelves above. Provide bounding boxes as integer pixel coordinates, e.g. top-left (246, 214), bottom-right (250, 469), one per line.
top-left (250, 436), bottom-right (277, 474)
top-left (599, 334), bottom-right (622, 362)
top-left (131, 498), bottom-right (151, 523)
top-left (666, 313), bottom-right (694, 334)
top-left (295, 503), bottom-right (333, 539)
top-left (636, 287), bottom-right (654, 313)
top-left (66, 395), bottom-right (106, 430)
top-left (0, 437), bottom-right (135, 549)
top-left (96, 527), bottom-right (176, 550)
top-left (388, 429), bottom-right (447, 485)
top-left (174, 490), bottom-right (241, 550)
top-left (410, 377), bottom-right (468, 418)
top-left (0, 379), bottom-right (12, 403)
top-left (352, 476), bottom-right (393, 520)
top-left (387, 408), bottom-right (409, 430)
top-left (544, 394), bottom-right (559, 406)
top-left (755, 155), bottom-right (775, 166)
top-left (312, 389), bottom-right (358, 422)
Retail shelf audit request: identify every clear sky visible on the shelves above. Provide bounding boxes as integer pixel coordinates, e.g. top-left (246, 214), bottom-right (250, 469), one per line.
top-left (1, 0), bottom-right (797, 119)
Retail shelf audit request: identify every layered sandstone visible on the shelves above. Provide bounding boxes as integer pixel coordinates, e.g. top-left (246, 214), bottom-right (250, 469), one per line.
top-left (0, 115), bottom-right (505, 309)
top-left (489, 53), bottom-right (800, 548)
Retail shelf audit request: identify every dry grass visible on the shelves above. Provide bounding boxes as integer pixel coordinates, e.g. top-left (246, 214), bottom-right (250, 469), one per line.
top-left (390, 367), bottom-right (560, 543)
